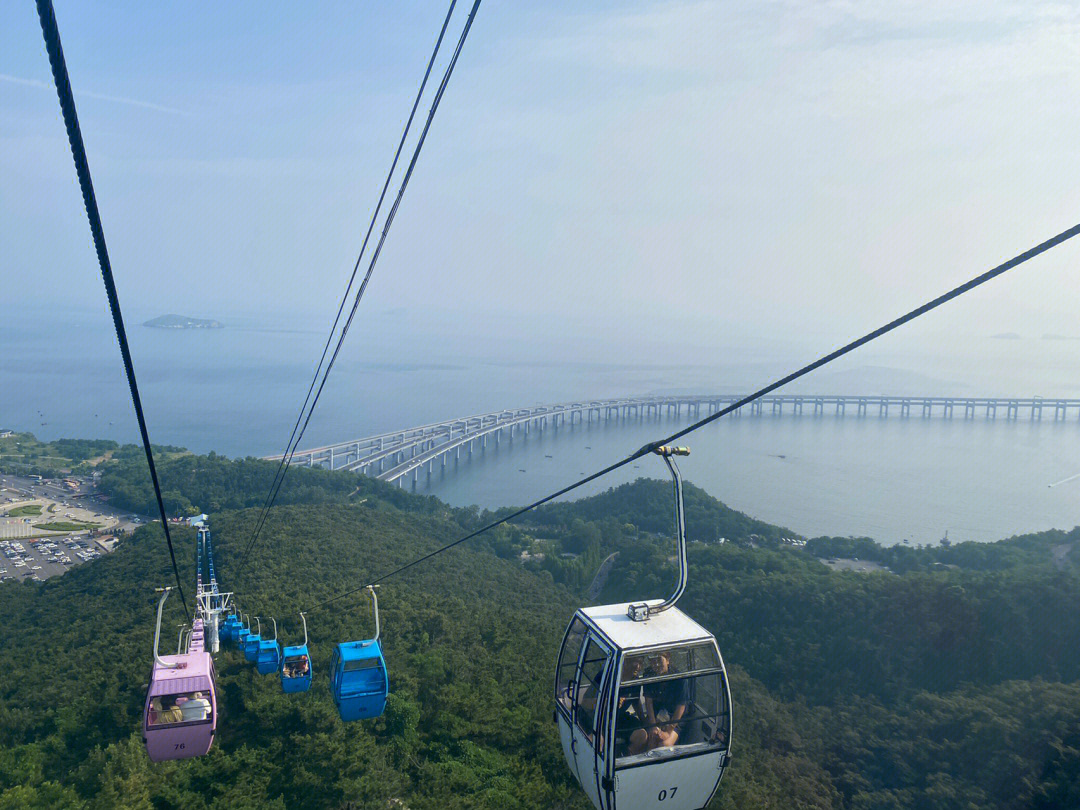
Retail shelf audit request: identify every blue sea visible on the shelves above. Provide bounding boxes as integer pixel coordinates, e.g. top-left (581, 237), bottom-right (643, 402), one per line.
top-left (3, 306), bottom-right (1079, 545)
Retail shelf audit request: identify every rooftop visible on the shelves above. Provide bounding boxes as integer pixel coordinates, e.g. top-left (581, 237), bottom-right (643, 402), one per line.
top-left (580, 602), bottom-right (714, 650)
top-left (150, 651), bottom-right (214, 686)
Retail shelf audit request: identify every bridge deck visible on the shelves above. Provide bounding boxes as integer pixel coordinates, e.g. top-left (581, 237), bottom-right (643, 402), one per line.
top-left (265, 395), bottom-right (1080, 483)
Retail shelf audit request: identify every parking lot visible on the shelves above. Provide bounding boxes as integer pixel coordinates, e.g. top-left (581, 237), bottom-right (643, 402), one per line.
top-left (0, 536), bottom-right (103, 583)
top-left (0, 474), bottom-right (146, 584)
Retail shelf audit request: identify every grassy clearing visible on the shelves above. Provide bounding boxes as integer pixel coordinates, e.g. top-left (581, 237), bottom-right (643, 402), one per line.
top-left (6, 505), bottom-right (42, 517)
top-left (38, 521), bottom-right (98, 533)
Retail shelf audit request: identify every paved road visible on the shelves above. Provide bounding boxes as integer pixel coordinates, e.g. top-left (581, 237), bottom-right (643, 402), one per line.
top-left (587, 552), bottom-right (619, 601)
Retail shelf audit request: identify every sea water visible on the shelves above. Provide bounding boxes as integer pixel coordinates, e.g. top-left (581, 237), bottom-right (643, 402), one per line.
top-left (3, 307), bottom-right (1078, 545)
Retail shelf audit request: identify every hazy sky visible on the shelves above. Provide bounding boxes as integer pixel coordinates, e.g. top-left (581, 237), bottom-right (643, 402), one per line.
top-left (4, 1), bottom-right (1080, 374)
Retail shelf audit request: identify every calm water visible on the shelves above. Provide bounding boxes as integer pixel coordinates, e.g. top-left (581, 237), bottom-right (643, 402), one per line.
top-left (422, 413), bottom-right (1080, 545)
top-left (3, 309), bottom-right (1078, 545)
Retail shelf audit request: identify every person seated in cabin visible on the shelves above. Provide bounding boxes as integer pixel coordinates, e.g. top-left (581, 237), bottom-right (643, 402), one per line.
top-left (642, 652), bottom-right (689, 750)
top-left (616, 656), bottom-right (651, 756)
top-left (180, 692), bottom-right (211, 721)
top-left (157, 696), bottom-right (184, 725)
top-left (284, 656), bottom-right (309, 678)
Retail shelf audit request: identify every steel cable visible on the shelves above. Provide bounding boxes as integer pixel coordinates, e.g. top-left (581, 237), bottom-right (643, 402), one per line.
top-left (36, 0), bottom-right (189, 612)
top-left (235, 0), bottom-right (484, 580)
top-left (239, 0), bottom-right (462, 577)
top-left (305, 220), bottom-right (1080, 611)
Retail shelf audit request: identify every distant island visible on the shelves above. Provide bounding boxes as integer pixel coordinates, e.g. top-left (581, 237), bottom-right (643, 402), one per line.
top-left (143, 314), bottom-right (222, 329)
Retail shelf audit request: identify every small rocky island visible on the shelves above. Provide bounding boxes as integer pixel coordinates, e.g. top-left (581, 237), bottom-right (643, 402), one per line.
top-left (143, 314), bottom-right (223, 329)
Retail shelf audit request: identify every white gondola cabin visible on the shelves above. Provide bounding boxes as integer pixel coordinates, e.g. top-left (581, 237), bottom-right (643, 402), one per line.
top-left (554, 446), bottom-right (732, 810)
top-left (554, 603), bottom-right (732, 810)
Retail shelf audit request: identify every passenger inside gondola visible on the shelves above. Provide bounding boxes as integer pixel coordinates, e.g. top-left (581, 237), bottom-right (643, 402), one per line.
top-left (616, 656), bottom-right (649, 755)
top-left (615, 643), bottom-right (728, 763)
top-left (643, 651), bottom-right (689, 748)
top-left (284, 655), bottom-right (309, 678)
top-left (147, 692), bottom-right (211, 725)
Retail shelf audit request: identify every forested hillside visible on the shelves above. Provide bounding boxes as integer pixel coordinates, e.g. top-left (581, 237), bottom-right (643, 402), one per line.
top-left (1, 453), bottom-right (1078, 809)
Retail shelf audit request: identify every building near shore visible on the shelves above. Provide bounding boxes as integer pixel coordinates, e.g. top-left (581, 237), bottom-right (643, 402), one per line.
top-left (95, 535), bottom-right (118, 553)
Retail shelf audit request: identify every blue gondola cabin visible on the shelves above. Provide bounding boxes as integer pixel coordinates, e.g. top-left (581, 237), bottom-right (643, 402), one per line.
top-left (281, 612), bottom-right (312, 693)
top-left (256, 637), bottom-right (281, 675)
top-left (330, 640), bottom-right (388, 721)
top-left (282, 648), bottom-right (312, 693)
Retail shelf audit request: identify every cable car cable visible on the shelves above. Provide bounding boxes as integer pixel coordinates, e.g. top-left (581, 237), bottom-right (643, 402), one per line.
top-left (35, 0), bottom-right (189, 612)
top-left (304, 219), bottom-right (1080, 611)
top-left (235, 0), bottom-right (483, 580)
top-left (240, 0), bottom-right (462, 571)
top-left (237, 0), bottom-right (481, 579)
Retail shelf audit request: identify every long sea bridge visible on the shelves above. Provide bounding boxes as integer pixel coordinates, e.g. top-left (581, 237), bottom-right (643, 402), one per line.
top-left (268, 394), bottom-right (1080, 486)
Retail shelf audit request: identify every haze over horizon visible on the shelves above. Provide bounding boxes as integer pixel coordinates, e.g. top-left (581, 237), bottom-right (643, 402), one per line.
top-left (4, 0), bottom-right (1080, 397)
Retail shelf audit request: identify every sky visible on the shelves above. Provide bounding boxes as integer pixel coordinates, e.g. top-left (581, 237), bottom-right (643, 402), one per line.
top-left (4, 0), bottom-right (1080, 379)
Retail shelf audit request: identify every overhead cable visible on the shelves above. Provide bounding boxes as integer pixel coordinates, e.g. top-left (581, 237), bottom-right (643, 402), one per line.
top-left (306, 220), bottom-right (1080, 611)
top-left (236, 0), bottom-right (484, 579)
top-left (240, 0), bottom-right (462, 576)
top-left (36, 0), bottom-right (189, 612)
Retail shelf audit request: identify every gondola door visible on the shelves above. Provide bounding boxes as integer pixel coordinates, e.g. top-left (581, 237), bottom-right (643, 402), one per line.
top-left (572, 632), bottom-right (615, 809)
top-left (555, 616), bottom-right (588, 784)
